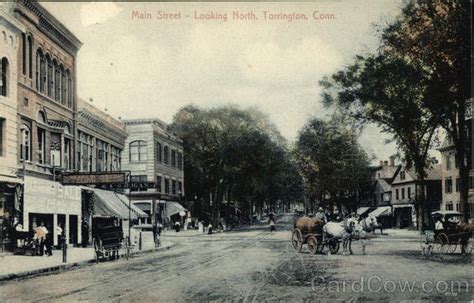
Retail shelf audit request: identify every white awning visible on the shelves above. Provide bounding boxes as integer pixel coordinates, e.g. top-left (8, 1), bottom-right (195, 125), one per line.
top-left (158, 201), bottom-right (187, 217)
top-left (368, 206), bottom-right (392, 217)
top-left (357, 207), bottom-right (371, 215)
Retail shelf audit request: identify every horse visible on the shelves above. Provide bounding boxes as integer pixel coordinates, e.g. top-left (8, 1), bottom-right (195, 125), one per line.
top-left (322, 217), bottom-right (359, 255)
top-left (358, 215), bottom-right (378, 234)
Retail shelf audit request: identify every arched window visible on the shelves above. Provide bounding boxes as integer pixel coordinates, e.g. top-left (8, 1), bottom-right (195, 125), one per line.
top-left (171, 149), bottom-right (176, 167)
top-left (21, 33), bottom-right (26, 75)
top-left (36, 49), bottom-right (46, 92)
top-left (60, 65), bottom-right (66, 104)
top-left (156, 142), bottom-right (162, 162)
top-left (163, 146), bottom-right (169, 165)
top-left (1, 57), bottom-right (8, 97)
top-left (20, 124), bottom-right (31, 161)
top-left (129, 140), bottom-right (147, 162)
top-left (66, 69), bottom-right (71, 107)
top-left (28, 36), bottom-right (33, 79)
top-left (46, 54), bottom-right (52, 97)
top-left (54, 60), bottom-right (60, 101)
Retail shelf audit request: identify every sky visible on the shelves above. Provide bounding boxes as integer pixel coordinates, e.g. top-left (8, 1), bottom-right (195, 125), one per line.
top-left (41, 1), bottom-right (408, 163)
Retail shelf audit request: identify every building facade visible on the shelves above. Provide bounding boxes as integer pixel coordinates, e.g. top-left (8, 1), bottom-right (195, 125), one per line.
top-left (0, 3), bottom-right (24, 250)
top-left (122, 119), bottom-right (185, 225)
top-left (10, 0), bottom-right (82, 247)
top-left (391, 164), bottom-right (442, 228)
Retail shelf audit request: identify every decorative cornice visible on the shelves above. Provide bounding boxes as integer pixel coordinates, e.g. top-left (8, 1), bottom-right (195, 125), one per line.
top-left (78, 109), bottom-right (128, 145)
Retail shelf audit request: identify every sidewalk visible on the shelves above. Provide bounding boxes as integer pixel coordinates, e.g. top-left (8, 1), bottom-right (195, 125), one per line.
top-left (0, 242), bottom-right (174, 282)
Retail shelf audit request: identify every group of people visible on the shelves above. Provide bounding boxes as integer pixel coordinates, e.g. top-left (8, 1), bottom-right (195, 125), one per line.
top-left (19, 221), bottom-right (65, 256)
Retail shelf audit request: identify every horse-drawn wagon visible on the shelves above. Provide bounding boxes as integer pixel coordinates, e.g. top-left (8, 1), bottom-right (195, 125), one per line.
top-left (93, 223), bottom-right (123, 261)
top-left (420, 211), bottom-right (473, 258)
top-left (291, 216), bottom-right (367, 255)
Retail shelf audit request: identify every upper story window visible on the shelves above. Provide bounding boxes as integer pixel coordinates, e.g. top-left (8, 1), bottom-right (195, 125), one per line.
top-left (60, 64), bottom-right (66, 105)
top-left (156, 142), bottom-right (162, 163)
top-left (20, 124), bottom-right (31, 161)
top-left (171, 149), bottom-right (176, 167)
top-left (66, 70), bottom-right (72, 108)
top-left (54, 60), bottom-right (60, 101)
top-left (1, 57), bottom-right (8, 97)
top-left (445, 177), bottom-right (453, 193)
top-left (0, 118), bottom-right (4, 157)
top-left (446, 154), bottom-right (451, 170)
top-left (28, 36), bottom-right (33, 79)
top-left (129, 140), bottom-right (147, 162)
top-left (21, 33), bottom-right (26, 75)
top-left (47, 55), bottom-right (53, 97)
top-left (177, 152), bottom-right (183, 170)
top-left (400, 171), bottom-right (406, 180)
top-left (163, 146), bottom-right (169, 165)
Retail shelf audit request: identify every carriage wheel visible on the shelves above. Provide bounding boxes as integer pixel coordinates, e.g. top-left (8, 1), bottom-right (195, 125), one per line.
top-left (329, 242), bottom-right (340, 254)
top-left (435, 233), bottom-right (449, 257)
top-left (291, 229), bottom-right (303, 253)
top-left (307, 236), bottom-right (319, 255)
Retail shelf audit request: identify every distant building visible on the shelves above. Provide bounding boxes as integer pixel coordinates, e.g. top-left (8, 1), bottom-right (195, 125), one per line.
top-left (391, 164), bottom-right (442, 228)
top-left (122, 119), bottom-right (185, 226)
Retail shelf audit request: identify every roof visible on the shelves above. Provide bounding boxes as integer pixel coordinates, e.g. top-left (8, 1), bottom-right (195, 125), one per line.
top-left (377, 178), bottom-right (392, 192)
top-left (406, 164), bottom-right (441, 181)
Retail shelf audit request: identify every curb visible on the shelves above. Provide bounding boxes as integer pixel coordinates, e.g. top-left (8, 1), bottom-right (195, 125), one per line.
top-left (0, 243), bottom-right (175, 283)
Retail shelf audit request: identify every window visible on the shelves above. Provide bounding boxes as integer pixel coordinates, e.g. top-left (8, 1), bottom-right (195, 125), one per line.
top-left (446, 154), bottom-right (451, 170)
top-left (178, 152), bottom-right (183, 170)
top-left (129, 140), bottom-right (147, 162)
top-left (446, 202), bottom-right (453, 211)
top-left (96, 140), bottom-right (106, 172)
top-left (64, 138), bottom-right (72, 170)
top-left (54, 60), bottom-right (60, 101)
top-left (156, 142), bottom-right (162, 163)
top-left (380, 193), bottom-right (383, 203)
top-left (20, 124), bottom-right (31, 161)
top-left (0, 119), bottom-right (4, 157)
top-left (21, 33), bottom-right (26, 75)
top-left (445, 178), bottom-right (453, 193)
top-left (455, 178), bottom-right (460, 192)
top-left (470, 176), bottom-right (474, 190)
top-left (400, 171), bottom-right (406, 180)
top-left (163, 146), bottom-right (169, 165)
top-left (111, 146), bottom-right (121, 171)
top-left (61, 66), bottom-right (66, 104)
top-left (28, 36), bottom-right (33, 79)
top-left (172, 180), bottom-right (176, 195)
top-left (47, 55), bottom-right (53, 97)
top-left (164, 178), bottom-right (170, 194)
top-left (1, 57), bottom-right (8, 97)
top-left (454, 155), bottom-right (459, 168)
top-left (156, 176), bottom-right (162, 193)
top-left (66, 70), bottom-right (72, 108)
top-left (401, 188), bottom-right (405, 199)
top-left (37, 128), bottom-right (45, 164)
top-left (455, 203), bottom-right (460, 212)
top-left (178, 181), bottom-right (182, 195)
top-left (130, 175), bottom-right (148, 192)
top-left (407, 187), bottom-right (411, 199)
top-left (396, 189), bottom-right (399, 200)
top-left (171, 149), bottom-right (176, 167)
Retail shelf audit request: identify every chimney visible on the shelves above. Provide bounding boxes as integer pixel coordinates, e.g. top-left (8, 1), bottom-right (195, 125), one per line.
top-left (389, 155), bottom-right (395, 166)
top-left (379, 160), bottom-right (383, 166)
top-left (384, 161), bottom-right (388, 166)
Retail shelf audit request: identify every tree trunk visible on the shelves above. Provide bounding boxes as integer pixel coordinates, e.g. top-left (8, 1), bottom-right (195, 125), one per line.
top-left (415, 163), bottom-right (426, 231)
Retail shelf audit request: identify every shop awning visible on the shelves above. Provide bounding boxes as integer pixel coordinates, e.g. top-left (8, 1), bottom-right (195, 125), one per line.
top-left (87, 188), bottom-right (148, 220)
top-left (368, 206), bottom-right (392, 217)
top-left (158, 201), bottom-right (187, 217)
top-left (357, 207), bottom-right (371, 216)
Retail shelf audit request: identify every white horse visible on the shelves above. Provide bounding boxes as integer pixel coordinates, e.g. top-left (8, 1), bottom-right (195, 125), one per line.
top-left (322, 217), bottom-right (358, 255)
top-left (358, 215), bottom-right (378, 234)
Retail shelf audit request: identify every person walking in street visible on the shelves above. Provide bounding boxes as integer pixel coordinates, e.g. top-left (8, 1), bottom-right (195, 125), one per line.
top-left (268, 213), bottom-right (276, 232)
top-left (174, 221), bottom-right (181, 232)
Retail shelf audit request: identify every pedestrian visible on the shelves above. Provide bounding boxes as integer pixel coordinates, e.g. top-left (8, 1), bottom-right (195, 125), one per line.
top-left (198, 221), bottom-right (204, 233)
top-left (208, 223), bottom-right (213, 235)
top-left (269, 213), bottom-right (276, 232)
top-left (56, 224), bottom-right (64, 249)
top-left (174, 221), bottom-right (181, 232)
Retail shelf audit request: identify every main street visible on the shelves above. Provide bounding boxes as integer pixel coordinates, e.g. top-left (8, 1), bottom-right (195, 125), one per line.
top-left (0, 214), bottom-right (472, 302)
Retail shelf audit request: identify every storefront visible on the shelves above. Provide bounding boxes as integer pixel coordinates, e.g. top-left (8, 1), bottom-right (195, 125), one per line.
top-left (0, 176), bottom-right (22, 251)
top-left (21, 176), bottom-right (82, 247)
top-left (393, 204), bottom-right (416, 229)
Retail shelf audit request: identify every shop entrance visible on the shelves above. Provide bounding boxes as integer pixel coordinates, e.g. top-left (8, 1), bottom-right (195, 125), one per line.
top-left (69, 215), bottom-right (78, 245)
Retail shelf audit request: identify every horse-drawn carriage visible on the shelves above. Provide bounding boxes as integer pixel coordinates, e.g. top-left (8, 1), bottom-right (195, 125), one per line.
top-left (420, 211), bottom-right (473, 258)
top-left (93, 224), bottom-right (124, 261)
top-left (291, 216), bottom-right (373, 255)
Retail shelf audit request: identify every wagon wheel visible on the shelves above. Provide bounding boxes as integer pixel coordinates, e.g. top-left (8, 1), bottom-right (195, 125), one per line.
top-left (329, 241), bottom-right (340, 254)
top-left (291, 229), bottom-right (303, 253)
top-left (435, 233), bottom-right (449, 257)
top-left (307, 236), bottom-right (320, 255)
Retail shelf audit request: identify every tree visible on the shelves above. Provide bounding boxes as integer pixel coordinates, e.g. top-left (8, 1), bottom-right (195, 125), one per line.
top-left (170, 105), bottom-right (303, 225)
top-left (293, 117), bottom-right (371, 214)
top-left (380, 0), bottom-right (471, 222)
top-left (320, 55), bottom-right (438, 229)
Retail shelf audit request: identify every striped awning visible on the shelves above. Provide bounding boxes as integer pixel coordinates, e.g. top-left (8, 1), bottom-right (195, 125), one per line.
top-left (87, 188), bottom-right (148, 219)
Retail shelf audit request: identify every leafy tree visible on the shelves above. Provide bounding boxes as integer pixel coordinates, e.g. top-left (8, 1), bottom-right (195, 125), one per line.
top-left (293, 117), bottom-right (371, 214)
top-left (380, 0), bottom-right (471, 222)
top-left (320, 55), bottom-right (438, 229)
